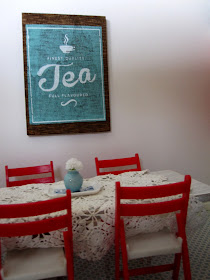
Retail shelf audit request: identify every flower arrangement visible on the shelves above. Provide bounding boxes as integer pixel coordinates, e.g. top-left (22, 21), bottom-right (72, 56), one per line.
top-left (65, 158), bottom-right (83, 171)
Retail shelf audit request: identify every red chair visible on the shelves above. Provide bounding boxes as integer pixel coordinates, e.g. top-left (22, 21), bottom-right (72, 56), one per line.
top-left (0, 189), bottom-right (74, 280)
top-left (5, 161), bottom-right (55, 187)
top-left (95, 153), bottom-right (141, 176)
top-left (115, 175), bottom-right (192, 280)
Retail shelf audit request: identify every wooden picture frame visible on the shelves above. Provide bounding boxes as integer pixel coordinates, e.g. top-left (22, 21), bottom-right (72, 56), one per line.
top-left (22, 13), bottom-right (110, 135)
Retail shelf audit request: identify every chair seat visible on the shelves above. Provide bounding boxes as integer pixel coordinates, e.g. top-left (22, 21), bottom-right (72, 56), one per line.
top-left (126, 229), bottom-right (183, 260)
top-left (3, 247), bottom-right (67, 280)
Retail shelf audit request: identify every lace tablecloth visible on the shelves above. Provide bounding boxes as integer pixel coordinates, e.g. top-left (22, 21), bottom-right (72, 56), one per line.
top-left (0, 170), bottom-right (207, 261)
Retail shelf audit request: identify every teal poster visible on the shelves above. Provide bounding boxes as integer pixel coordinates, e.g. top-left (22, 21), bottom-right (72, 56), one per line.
top-left (26, 24), bottom-right (106, 125)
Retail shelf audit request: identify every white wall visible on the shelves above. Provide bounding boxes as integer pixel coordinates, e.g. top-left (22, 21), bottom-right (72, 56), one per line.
top-left (0, 0), bottom-right (210, 187)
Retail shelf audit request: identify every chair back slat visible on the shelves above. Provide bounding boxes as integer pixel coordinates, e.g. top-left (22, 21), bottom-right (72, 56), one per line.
top-left (119, 181), bottom-right (190, 200)
top-left (0, 196), bottom-right (68, 219)
top-left (0, 215), bottom-right (68, 237)
top-left (98, 157), bottom-right (138, 168)
top-left (95, 153), bottom-right (141, 176)
top-left (5, 161), bottom-right (55, 187)
top-left (120, 198), bottom-right (185, 217)
top-left (7, 164), bottom-right (53, 176)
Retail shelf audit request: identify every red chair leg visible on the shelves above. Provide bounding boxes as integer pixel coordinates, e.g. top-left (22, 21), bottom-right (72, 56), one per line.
top-left (122, 253), bottom-right (129, 280)
top-left (172, 253), bottom-right (181, 280)
top-left (120, 222), bottom-right (129, 280)
top-left (115, 240), bottom-right (120, 280)
top-left (0, 241), bottom-right (2, 280)
top-left (182, 241), bottom-right (191, 280)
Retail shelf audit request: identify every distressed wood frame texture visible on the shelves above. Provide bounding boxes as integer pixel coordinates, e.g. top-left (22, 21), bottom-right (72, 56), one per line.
top-left (22, 13), bottom-right (110, 135)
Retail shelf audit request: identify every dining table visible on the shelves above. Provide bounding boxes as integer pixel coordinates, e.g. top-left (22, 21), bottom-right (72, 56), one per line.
top-left (0, 169), bottom-right (209, 261)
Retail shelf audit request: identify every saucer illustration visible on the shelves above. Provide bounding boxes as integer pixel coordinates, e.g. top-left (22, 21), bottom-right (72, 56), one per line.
top-left (60, 34), bottom-right (75, 53)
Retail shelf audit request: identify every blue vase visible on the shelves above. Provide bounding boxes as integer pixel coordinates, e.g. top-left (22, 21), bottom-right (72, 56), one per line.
top-left (64, 170), bottom-right (83, 192)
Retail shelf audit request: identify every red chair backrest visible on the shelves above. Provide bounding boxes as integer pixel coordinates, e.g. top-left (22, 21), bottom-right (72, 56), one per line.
top-left (0, 190), bottom-right (72, 237)
top-left (5, 161), bottom-right (55, 187)
top-left (95, 153), bottom-right (141, 176)
top-left (116, 175), bottom-right (191, 230)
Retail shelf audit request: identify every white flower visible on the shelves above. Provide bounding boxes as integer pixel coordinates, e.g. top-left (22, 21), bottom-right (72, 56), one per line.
top-left (65, 158), bottom-right (83, 171)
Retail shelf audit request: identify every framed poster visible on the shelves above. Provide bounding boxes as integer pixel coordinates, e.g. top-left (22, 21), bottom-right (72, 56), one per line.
top-left (22, 13), bottom-right (110, 135)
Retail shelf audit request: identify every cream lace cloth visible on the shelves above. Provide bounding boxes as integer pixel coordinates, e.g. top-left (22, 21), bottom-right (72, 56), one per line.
top-left (0, 170), bottom-right (207, 261)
